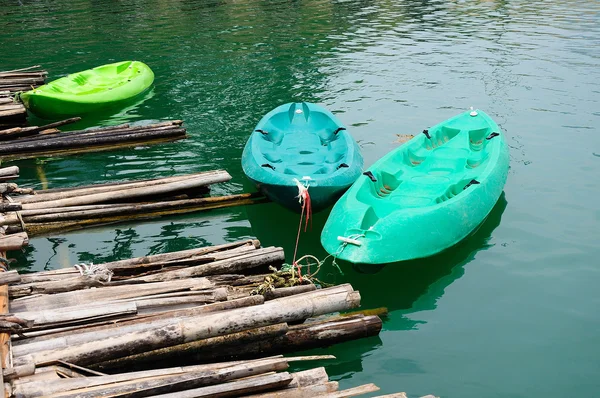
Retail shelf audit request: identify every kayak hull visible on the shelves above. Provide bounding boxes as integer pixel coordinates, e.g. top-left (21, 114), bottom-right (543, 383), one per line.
top-left (242, 102), bottom-right (363, 213)
top-left (19, 61), bottom-right (154, 119)
top-left (320, 109), bottom-right (510, 264)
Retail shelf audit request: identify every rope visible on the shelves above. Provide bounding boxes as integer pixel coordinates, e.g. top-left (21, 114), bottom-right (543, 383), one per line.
top-left (291, 178), bottom-right (313, 280)
top-left (73, 262), bottom-right (113, 282)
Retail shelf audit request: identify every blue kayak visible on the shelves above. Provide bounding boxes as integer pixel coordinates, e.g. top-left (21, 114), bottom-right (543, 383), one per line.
top-left (241, 102), bottom-right (363, 213)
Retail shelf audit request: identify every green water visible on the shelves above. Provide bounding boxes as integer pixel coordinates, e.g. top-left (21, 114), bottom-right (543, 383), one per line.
top-left (2, 0), bottom-right (600, 396)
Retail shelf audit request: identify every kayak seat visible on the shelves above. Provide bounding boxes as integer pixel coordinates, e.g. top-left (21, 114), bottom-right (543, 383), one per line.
top-left (424, 126), bottom-right (461, 150)
top-left (434, 177), bottom-right (480, 204)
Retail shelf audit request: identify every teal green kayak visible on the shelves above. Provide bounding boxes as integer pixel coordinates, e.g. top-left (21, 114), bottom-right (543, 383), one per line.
top-left (320, 109), bottom-right (510, 264)
top-left (18, 61), bottom-right (154, 119)
top-left (241, 102), bottom-right (364, 213)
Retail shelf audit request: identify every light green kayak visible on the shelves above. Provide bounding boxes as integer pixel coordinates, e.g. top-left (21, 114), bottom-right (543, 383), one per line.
top-left (18, 61), bottom-right (154, 119)
top-left (320, 109), bottom-right (510, 265)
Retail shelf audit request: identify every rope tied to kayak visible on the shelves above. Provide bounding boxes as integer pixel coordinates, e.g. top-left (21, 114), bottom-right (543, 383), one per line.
top-left (291, 178), bottom-right (312, 281)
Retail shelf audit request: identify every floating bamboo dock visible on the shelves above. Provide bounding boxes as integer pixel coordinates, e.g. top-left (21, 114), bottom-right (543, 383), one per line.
top-left (0, 120), bottom-right (189, 161)
top-left (0, 66), bottom-right (47, 130)
top-left (0, 169), bottom-right (267, 236)
top-left (0, 237), bottom-right (430, 397)
top-left (0, 66), bottom-right (47, 95)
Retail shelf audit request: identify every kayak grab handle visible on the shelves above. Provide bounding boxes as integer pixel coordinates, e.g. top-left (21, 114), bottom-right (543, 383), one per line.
top-left (338, 236), bottom-right (362, 246)
top-left (363, 171), bottom-right (377, 182)
top-left (333, 127), bottom-right (347, 135)
top-left (422, 129), bottom-right (431, 139)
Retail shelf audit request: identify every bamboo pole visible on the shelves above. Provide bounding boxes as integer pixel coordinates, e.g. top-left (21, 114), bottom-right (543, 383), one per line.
top-left (15, 301), bottom-right (137, 329)
top-left (13, 286), bottom-right (360, 366)
top-left (147, 372), bottom-right (294, 398)
top-left (0, 168), bottom-right (18, 178)
top-left (125, 314), bottom-right (383, 365)
top-left (18, 170), bottom-right (220, 204)
top-left (10, 278), bottom-right (213, 313)
top-left (14, 358), bottom-right (292, 398)
top-left (5, 194), bottom-right (267, 236)
top-left (93, 323), bottom-right (290, 370)
top-left (0, 272), bottom-right (20, 286)
top-left (15, 239), bottom-right (259, 284)
top-left (0, 136), bottom-right (185, 162)
top-left (13, 296), bottom-right (264, 345)
top-left (0, 233), bottom-right (28, 251)
top-left (10, 120), bottom-right (181, 145)
top-left (20, 170), bottom-right (231, 210)
top-left (0, 230), bottom-right (10, 398)
top-left (3, 194), bottom-right (260, 226)
top-left (127, 247), bottom-right (284, 283)
top-left (0, 126), bottom-right (186, 155)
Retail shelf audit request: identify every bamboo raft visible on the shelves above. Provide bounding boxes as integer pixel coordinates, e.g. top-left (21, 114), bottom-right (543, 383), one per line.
top-left (0, 66), bottom-right (47, 130)
top-left (0, 120), bottom-right (189, 161)
top-left (0, 66), bottom-right (47, 95)
top-left (0, 237), bottom-right (435, 397)
top-left (0, 169), bottom-right (267, 237)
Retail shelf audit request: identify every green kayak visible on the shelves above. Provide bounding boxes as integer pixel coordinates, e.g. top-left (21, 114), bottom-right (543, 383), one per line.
top-left (320, 109), bottom-right (510, 265)
top-left (18, 61), bottom-right (154, 119)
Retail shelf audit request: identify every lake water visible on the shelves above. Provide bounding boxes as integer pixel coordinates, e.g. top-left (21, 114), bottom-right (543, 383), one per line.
top-left (2, 0), bottom-right (599, 397)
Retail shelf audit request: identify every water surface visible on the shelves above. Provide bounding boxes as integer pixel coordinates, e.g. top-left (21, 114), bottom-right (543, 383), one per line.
top-left (2, 0), bottom-right (599, 397)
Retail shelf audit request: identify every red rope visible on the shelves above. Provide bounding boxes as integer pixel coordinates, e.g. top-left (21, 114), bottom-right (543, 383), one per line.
top-left (291, 185), bottom-right (312, 282)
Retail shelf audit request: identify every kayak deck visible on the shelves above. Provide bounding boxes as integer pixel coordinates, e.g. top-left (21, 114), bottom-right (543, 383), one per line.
top-left (321, 109), bottom-right (509, 264)
top-left (255, 102), bottom-right (353, 177)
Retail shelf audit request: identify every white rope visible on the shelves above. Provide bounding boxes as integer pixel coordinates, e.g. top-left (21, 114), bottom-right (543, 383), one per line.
top-left (73, 262), bottom-right (113, 282)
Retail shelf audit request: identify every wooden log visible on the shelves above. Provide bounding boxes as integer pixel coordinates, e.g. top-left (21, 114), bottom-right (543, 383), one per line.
top-left (265, 284), bottom-right (317, 300)
top-left (12, 120), bottom-right (181, 145)
top-left (20, 170), bottom-right (231, 210)
top-left (14, 286), bottom-right (360, 366)
top-left (18, 169), bottom-right (216, 204)
top-left (0, 167), bottom-right (18, 178)
top-left (0, 118), bottom-right (82, 140)
top-left (9, 123), bottom-right (182, 146)
top-left (0, 240), bottom-right (9, 398)
top-left (0, 232), bottom-right (28, 251)
top-left (3, 194), bottom-right (260, 225)
top-left (246, 368), bottom-right (338, 398)
top-left (128, 247), bottom-right (284, 283)
top-left (319, 384), bottom-right (381, 397)
top-left (0, 108), bottom-right (25, 118)
top-left (0, 66), bottom-right (44, 73)
top-left (0, 127), bottom-right (186, 155)
top-left (147, 314), bottom-right (382, 364)
top-left (245, 382), bottom-right (340, 398)
top-left (15, 240), bottom-right (259, 284)
top-left (25, 360), bottom-right (291, 398)
top-left (14, 358), bottom-right (290, 398)
top-left (15, 301), bottom-right (137, 328)
top-left (1, 363), bottom-right (34, 382)
top-left (12, 295), bottom-right (264, 348)
top-left (93, 323), bottom-right (289, 370)
top-left (10, 278), bottom-right (212, 313)
top-left (10, 275), bottom-right (110, 299)
top-left (0, 135), bottom-right (186, 162)
top-left (148, 372), bottom-right (293, 398)
top-left (0, 271), bottom-right (20, 286)
top-left (7, 195), bottom-right (266, 236)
